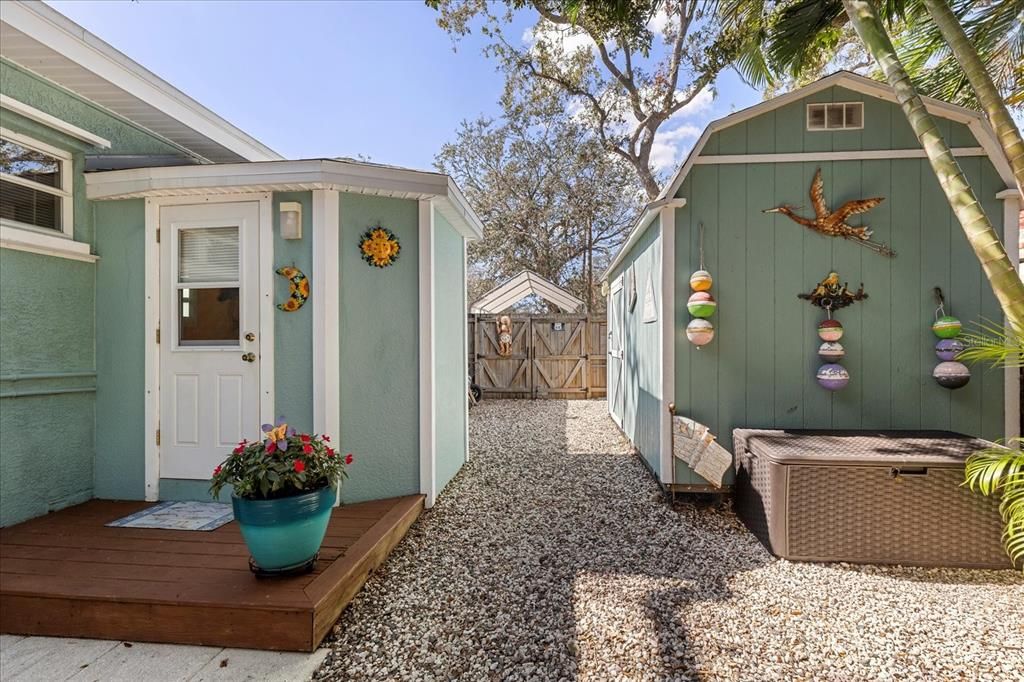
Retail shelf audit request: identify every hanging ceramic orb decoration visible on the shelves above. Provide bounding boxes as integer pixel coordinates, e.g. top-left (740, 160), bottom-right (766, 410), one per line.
top-left (686, 318), bottom-right (715, 346)
top-left (932, 315), bottom-right (962, 339)
top-left (935, 338), bottom-right (965, 362)
top-left (816, 363), bottom-right (850, 391)
top-left (687, 291), bottom-right (717, 318)
top-left (817, 318), bottom-right (844, 342)
top-left (818, 341), bottom-right (845, 362)
top-left (933, 361), bottom-right (971, 389)
top-left (689, 270), bottom-right (713, 292)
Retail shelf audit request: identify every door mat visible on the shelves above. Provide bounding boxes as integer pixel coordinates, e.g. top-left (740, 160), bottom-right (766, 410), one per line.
top-left (106, 501), bottom-right (234, 531)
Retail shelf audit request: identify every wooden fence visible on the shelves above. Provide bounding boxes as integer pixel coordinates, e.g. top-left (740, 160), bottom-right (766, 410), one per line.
top-left (468, 314), bottom-right (607, 400)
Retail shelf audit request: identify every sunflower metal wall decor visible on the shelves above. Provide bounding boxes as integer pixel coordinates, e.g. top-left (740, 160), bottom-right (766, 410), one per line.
top-left (276, 265), bottom-right (309, 312)
top-left (359, 226), bottom-right (401, 268)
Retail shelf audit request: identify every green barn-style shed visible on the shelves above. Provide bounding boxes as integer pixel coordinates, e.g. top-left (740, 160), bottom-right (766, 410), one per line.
top-left (604, 72), bottom-right (1021, 492)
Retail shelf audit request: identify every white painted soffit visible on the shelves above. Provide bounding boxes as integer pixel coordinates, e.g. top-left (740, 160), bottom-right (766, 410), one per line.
top-left (0, 0), bottom-right (281, 163)
top-left (83, 158), bottom-right (484, 239)
top-left (470, 270), bottom-right (585, 313)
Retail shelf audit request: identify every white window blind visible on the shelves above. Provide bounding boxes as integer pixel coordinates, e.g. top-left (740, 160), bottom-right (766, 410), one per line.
top-left (178, 226), bottom-right (239, 284)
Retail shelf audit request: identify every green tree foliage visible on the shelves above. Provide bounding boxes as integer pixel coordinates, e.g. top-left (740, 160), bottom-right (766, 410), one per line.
top-left (435, 91), bottom-right (642, 312)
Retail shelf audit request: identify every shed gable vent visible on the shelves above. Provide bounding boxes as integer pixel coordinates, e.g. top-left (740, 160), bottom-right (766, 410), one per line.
top-left (807, 102), bottom-right (864, 130)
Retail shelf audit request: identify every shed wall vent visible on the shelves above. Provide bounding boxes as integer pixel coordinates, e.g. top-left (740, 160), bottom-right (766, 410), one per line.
top-left (807, 102), bottom-right (864, 130)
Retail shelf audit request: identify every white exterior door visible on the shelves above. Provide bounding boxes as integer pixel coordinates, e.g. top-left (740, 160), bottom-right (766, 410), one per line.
top-left (608, 278), bottom-right (624, 426)
top-left (159, 201), bottom-right (261, 480)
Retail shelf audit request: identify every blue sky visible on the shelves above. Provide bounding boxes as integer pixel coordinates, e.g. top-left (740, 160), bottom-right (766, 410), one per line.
top-left (48, 1), bottom-right (761, 174)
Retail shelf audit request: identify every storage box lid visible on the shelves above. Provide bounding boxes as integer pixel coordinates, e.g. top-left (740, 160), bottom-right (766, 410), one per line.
top-left (733, 429), bottom-right (997, 467)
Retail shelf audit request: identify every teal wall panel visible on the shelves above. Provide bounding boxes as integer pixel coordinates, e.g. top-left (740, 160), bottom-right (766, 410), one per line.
top-left (433, 210), bottom-right (467, 494)
top-left (0, 250), bottom-right (96, 525)
top-left (273, 192), bottom-right (314, 433)
top-left (610, 217), bottom-right (662, 474)
top-left (338, 194), bottom-right (421, 503)
top-left (92, 199), bottom-right (147, 500)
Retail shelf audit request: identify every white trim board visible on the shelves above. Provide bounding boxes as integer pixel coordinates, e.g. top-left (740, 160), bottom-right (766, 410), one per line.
top-left (142, 192), bottom-right (274, 501)
top-left (0, 222), bottom-right (96, 262)
top-left (999, 190), bottom-right (1021, 442)
top-left (603, 198), bottom-right (686, 284)
top-left (84, 158), bottom-right (484, 240)
top-left (692, 147), bottom-right (987, 165)
top-left (0, 93), bottom-right (111, 148)
top-left (658, 205), bottom-right (676, 486)
top-left (312, 189), bottom-right (340, 443)
top-left (418, 199), bottom-right (437, 508)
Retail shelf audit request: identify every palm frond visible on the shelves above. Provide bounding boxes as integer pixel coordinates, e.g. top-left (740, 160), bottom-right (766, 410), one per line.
top-left (964, 438), bottom-right (1024, 571)
top-left (957, 320), bottom-right (1024, 368)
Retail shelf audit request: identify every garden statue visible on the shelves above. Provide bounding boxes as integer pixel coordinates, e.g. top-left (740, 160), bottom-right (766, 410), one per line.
top-left (497, 315), bottom-right (513, 356)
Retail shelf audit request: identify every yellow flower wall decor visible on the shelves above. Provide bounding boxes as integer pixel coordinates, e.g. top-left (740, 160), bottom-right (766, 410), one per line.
top-left (360, 226), bottom-right (401, 268)
top-left (276, 265), bottom-right (309, 312)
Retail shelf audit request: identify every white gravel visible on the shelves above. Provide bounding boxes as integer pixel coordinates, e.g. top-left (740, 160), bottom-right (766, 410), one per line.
top-left (316, 400), bottom-right (1024, 681)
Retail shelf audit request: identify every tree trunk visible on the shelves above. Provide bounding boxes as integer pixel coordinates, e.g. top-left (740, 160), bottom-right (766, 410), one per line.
top-left (922, 0), bottom-right (1024, 198)
top-left (843, 0), bottom-right (1024, 332)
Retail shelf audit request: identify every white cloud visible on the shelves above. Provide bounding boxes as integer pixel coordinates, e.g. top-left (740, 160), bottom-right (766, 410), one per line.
top-left (650, 123), bottom-right (702, 173)
top-left (523, 20), bottom-right (597, 55)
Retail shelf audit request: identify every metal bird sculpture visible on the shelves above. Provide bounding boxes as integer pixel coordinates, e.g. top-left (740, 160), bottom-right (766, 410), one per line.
top-left (763, 168), bottom-right (895, 257)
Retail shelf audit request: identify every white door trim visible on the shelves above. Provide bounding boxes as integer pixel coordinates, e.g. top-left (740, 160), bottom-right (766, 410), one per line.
top-left (312, 190), bottom-right (340, 443)
top-left (659, 206), bottom-right (676, 485)
top-left (418, 199), bottom-right (436, 507)
top-left (144, 192), bottom-right (274, 501)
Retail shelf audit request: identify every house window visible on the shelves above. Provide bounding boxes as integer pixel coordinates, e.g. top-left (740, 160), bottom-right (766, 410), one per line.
top-left (0, 131), bottom-right (73, 236)
top-left (806, 102), bottom-right (864, 131)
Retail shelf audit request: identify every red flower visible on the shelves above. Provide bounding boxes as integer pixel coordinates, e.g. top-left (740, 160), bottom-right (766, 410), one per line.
top-left (213, 465), bottom-right (222, 476)
top-left (293, 460), bottom-right (305, 473)
top-left (322, 434), bottom-right (331, 442)
top-left (303, 444), bottom-right (313, 455)
top-left (344, 453), bottom-right (354, 465)
top-left (266, 441), bottom-right (277, 454)
top-left (300, 434), bottom-right (311, 444)
top-left (326, 447), bottom-right (335, 457)
top-left (232, 445), bottom-right (244, 455)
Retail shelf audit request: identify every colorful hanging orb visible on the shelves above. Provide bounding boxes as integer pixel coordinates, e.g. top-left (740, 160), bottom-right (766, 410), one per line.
top-left (817, 318), bottom-right (844, 342)
top-left (932, 315), bottom-right (962, 339)
top-left (933, 361), bottom-right (971, 389)
top-left (689, 270), bottom-right (713, 292)
top-left (687, 291), bottom-right (717, 318)
top-left (816, 363), bottom-right (850, 391)
top-left (818, 341), bottom-right (846, 362)
top-left (686, 318), bottom-right (715, 346)
top-left (934, 338), bottom-right (965, 362)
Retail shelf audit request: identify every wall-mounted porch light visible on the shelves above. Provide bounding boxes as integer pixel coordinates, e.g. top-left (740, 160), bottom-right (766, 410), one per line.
top-left (279, 202), bottom-right (302, 240)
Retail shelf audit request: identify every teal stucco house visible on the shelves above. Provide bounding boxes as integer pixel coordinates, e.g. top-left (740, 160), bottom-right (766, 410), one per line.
top-left (0, 1), bottom-right (480, 527)
top-left (604, 72), bottom-right (1021, 492)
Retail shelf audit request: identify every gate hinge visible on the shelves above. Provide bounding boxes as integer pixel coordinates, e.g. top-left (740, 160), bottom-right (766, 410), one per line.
top-left (156, 228), bottom-right (160, 243)
top-left (155, 428), bottom-right (161, 446)
top-left (156, 327), bottom-right (160, 344)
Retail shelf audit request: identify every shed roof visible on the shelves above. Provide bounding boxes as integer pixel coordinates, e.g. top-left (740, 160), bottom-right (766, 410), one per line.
top-left (470, 271), bottom-right (584, 314)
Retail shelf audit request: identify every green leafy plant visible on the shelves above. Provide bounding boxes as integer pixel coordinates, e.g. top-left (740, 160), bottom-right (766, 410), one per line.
top-left (957, 320), bottom-right (1024, 368)
top-left (963, 439), bottom-right (1024, 572)
top-left (210, 418), bottom-right (352, 500)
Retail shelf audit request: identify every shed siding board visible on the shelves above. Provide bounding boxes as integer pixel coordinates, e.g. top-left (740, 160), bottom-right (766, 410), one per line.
top-left (338, 194), bottom-right (421, 504)
top-left (668, 152), bottom-right (1005, 480)
top-left (433, 210), bottom-right (467, 493)
top-left (610, 216), bottom-right (662, 474)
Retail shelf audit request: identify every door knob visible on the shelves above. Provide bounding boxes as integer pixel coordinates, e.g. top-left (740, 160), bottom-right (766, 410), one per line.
top-left (245, 332), bottom-right (256, 342)
top-left (241, 352), bottom-right (256, 363)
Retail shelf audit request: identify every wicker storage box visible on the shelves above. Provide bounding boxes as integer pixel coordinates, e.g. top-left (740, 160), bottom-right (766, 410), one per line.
top-left (732, 429), bottom-right (1009, 568)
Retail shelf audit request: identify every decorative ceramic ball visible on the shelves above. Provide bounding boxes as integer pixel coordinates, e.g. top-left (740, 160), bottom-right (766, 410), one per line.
top-left (687, 291), bottom-right (717, 318)
top-left (689, 270), bottom-right (713, 292)
top-left (932, 315), bottom-right (962, 339)
top-left (934, 338), bottom-right (965, 362)
top-left (933, 361), bottom-right (971, 389)
top-left (816, 363), bottom-right (850, 391)
top-left (817, 318), bottom-right (844, 342)
top-left (818, 341), bottom-right (846, 362)
top-left (686, 318), bottom-right (715, 346)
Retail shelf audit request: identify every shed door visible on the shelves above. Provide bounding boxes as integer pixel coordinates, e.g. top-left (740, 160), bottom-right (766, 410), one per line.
top-left (608, 277), bottom-right (624, 426)
top-left (159, 202), bottom-right (261, 480)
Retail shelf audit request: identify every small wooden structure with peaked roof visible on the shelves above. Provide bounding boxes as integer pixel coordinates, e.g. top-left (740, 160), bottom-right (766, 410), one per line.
top-left (470, 270), bottom-right (585, 314)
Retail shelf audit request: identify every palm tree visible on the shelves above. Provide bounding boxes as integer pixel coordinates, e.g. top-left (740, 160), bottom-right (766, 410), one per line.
top-left (964, 439), bottom-right (1024, 572)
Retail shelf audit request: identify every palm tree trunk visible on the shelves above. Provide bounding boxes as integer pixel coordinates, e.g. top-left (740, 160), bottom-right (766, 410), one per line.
top-left (922, 0), bottom-right (1024, 198)
top-left (842, 0), bottom-right (1024, 332)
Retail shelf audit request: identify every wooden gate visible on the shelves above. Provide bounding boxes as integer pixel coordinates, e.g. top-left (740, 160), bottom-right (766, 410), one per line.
top-left (469, 314), bottom-right (606, 400)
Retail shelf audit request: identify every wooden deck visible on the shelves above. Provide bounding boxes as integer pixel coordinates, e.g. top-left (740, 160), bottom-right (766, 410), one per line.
top-left (0, 495), bottom-right (423, 652)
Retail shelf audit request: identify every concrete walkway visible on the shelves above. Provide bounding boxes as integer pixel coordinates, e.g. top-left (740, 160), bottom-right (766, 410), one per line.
top-left (0, 635), bottom-right (328, 682)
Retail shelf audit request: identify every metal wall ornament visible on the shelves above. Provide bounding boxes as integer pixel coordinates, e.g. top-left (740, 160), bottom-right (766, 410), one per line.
top-left (800, 272), bottom-right (863, 392)
top-left (275, 265), bottom-right (309, 312)
top-left (359, 226), bottom-right (401, 268)
top-left (930, 288), bottom-right (970, 389)
top-left (763, 168), bottom-right (895, 257)
top-left (799, 271), bottom-right (868, 310)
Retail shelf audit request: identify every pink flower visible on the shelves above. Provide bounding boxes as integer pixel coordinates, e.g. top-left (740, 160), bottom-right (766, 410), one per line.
top-left (293, 460), bottom-right (305, 473)
top-left (266, 441), bottom-right (277, 454)
top-left (213, 465), bottom-right (222, 476)
top-left (344, 453), bottom-right (354, 465)
top-left (322, 434), bottom-right (331, 442)
top-left (326, 447), bottom-right (335, 457)
top-left (303, 444), bottom-right (313, 455)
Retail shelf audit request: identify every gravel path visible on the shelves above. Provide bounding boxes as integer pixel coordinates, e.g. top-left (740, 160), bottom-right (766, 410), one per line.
top-left (316, 400), bottom-right (1024, 681)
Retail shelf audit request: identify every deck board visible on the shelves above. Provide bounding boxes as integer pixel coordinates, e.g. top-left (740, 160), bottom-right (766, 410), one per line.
top-left (0, 495), bottom-right (423, 651)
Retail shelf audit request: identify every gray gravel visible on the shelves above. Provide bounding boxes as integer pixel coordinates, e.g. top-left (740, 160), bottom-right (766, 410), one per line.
top-left (316, 399), bottom-right (1024, 681)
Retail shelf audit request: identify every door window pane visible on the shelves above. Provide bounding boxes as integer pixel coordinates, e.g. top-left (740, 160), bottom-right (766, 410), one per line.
top-left (179, 226), bottom-right (239, 283)
top-left (179, 287), bottom-right (239, 346)
top-left (0, 178), bottom-right (61, 230)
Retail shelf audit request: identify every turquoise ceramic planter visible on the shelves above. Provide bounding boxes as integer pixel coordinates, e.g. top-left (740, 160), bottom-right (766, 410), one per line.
top-left (232, 487), bottom-right (335, 570)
